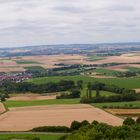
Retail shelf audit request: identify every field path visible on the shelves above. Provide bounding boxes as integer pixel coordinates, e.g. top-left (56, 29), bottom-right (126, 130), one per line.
top-left (0, 102), bottom-right (6, 114)
top-left (0, 104), bottom-right (123, 131)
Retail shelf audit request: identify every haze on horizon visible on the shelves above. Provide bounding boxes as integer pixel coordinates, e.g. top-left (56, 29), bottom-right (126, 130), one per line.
top-left (0, 0), bottom-right (140, 48)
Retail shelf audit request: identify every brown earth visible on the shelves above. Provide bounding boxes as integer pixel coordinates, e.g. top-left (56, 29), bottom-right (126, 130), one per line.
top-left (0, 103), bottom-right (6, 114)
top-left (106, 109), bottom-right (140, 116)
top-left (93, 55), bottom-right (140, 64)
top-left (0, 104), bottom-right (123, 131)
top-left (135, 89), bottom-right (140, 93)
top-left (8, 94), bottom-right (57, 101)
top-left (0, 54), bottom-right (140, 72)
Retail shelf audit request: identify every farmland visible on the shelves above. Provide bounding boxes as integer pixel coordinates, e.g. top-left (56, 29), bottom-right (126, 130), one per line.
top-left (87, 55), bottom-right (105, 61)
top-left (105, 109), bottom-right (140, 117)
top-left (0, 52), bottom-right (139, 73)
top-left (92, 101), bottom-right (140, 108)
top-left (4, 99), bottom-right (80, 108)
top-left (0, 133), bottom-right (62, 140)
top-left (0, 104), bottom-right (123, 131)
top-left (4, 91), bottom-right (116, 108)
top-left (27, 75), bottom-right (140, 89)
top-left (0, 49), bottom-right (140, 138)
top-left (89, 68), bottom-right (119, 76)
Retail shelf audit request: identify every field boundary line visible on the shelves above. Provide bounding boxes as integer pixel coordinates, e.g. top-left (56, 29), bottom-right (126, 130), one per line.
top-left (91, 104), bottom-right (124, 120)
top-left (0, 102), bottom-right (9, 116)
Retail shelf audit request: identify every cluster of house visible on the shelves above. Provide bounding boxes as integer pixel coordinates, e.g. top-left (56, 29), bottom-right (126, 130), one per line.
top-left (0, 72), bottom-right (32, 84)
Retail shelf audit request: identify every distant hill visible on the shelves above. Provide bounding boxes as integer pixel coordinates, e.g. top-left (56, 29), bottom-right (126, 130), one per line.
top-left (0, 42), bottom-right (140, 57)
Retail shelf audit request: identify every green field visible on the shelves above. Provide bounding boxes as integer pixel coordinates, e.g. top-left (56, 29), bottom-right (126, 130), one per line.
top-left (87, 55), bottom-right (105, 61)
top-left (92, 101), bottom-right (140, 108)
top-left (81, 90), bottom-right (116, 97)
top-left (92, 68), bottom-right (119, 76)
top-left (4, 91), bottom-right (116, 108)
top-left (25, 66), bottom-right (46, 72)
top-left (0, 134), bottom-right (62, 140)
top-left (4, 99), bottom-right (80, 108)
top-left (16, 60), bottom-right (40, 64)
top-left (124, 67), bottom-right (140, 72)
top-left (27, 75), bottom-right (140, 89)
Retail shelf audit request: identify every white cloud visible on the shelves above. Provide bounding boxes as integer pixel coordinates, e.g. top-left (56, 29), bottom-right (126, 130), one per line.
top-left (0, 0), bottom-right (140, 47)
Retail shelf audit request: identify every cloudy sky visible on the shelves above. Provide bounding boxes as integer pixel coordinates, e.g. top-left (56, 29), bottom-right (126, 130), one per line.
top-left (0, 0), bottom-right (140, 47)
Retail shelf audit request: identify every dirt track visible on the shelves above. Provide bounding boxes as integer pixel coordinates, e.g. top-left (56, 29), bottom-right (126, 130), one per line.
top-left (8, 94), bottom-right (57, 101)
top-left (0, 104), bottom-right (123, 131)
top-left (0, 103), bottom-right (6, 114)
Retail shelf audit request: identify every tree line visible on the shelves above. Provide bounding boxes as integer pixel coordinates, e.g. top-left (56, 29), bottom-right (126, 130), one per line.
top-left (31, 117), bottom-right (140, 140)
top-left (1, 80), bottom-right (76, 94)
top-left (80, 81), bottom-right (139, 103)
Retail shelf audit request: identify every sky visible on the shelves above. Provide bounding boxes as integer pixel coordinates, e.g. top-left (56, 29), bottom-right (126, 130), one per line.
top-left (0, 0), bottom-right (140, 48)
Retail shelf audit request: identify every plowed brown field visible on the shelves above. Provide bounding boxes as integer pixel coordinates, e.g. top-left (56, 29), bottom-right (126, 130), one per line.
top-left (0, 104), bottom-right (123, 131)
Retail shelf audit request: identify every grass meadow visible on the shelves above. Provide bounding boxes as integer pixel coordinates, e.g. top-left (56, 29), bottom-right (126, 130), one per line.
top-left (27, 75), bottom-right (140, 89)
top-left (0, 134), bottom-right (63, 140)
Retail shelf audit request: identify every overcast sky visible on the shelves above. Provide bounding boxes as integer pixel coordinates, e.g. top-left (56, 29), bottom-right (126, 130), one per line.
top-left (0, 0), bottom-right (140, 48)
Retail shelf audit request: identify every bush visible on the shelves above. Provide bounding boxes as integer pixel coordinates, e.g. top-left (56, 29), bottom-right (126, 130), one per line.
top-left (123, 117), bottom-right (135, 126)
top-left (70, 121), bottom-right (82, 130)
top-left (70, 89), bottom-right (81, 98)
top-left (92, 120), bottom-right (99, 125)
top-left (63, 122), bottom-right (140, 140)
top-left (32, 138), bottom-right (40, 140)
top-left (136, 117), bottom-right (140, 124)
top-left (32, 126), bottom-right (71, 133)
top-left (81, 120), bottom-right (90, 126)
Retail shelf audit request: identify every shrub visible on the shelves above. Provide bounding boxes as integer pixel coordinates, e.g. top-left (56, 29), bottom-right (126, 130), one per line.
top-left (92, 120), bottom-right (99, 125)
top-left (123, 117), bottom-right (135, 126)
top-left (70, 121), bottom-right (82, 130)
top-left (32, 126), bottom-right (71, 133)
top-left (32, 138), bottom-right (40, 140)
top-left (81, 120), bottom-right (90, 126)
top-left (136, 117), bottom-right (140, 124)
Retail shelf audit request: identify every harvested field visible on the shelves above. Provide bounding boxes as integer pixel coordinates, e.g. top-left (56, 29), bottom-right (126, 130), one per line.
top-left (91, 75), bottom-right (116, 78)
top-left (0, 59), bottom-right (25, 72)
top-left (0, 104), bottom-right (123, 131)
top-left (0, 103), bottom-right (6, 114)
top-left (135, 89), bottom-right (140, 93)
top-left (8, 94), bottom-right (57, 101)
top-left (16, 54), bottom-right (86, 69)
top-left (93, 55), bottom-right (140, 64)
top-left (0, 67), bottom-right (25, 72)
top-left (0, 54), bottom-right (140, 72)
top-left (106, 109), bottom-right (140, 117)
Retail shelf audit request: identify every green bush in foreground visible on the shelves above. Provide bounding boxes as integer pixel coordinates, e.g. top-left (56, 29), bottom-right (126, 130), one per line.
top-left (32, 138), bottom-right (40, 140)
top-left (31, 118), bottom-right (140, 140)
top-left (62, 123), bottom-right (140, 140)
top-left (136, 117), bottom-right (140, 124)
top-left (123, 117), bottom-right (135, 125)
top-left (59, 118), bottom-right (140, 140)
top-left (32, 126), bottom-right (71, 133)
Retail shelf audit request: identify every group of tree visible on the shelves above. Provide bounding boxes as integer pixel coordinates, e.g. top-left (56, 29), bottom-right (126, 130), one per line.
top-left (1, 80), bottom-right (76, 94)
top-left (81, 93), bottom-right (139, 103)
top-left (88, 82), bottom-right (135, 95)
top-left (0, 80), bottom-right (83, 101)
top-left (123, 117), bottom-right (140, 126)
top-left (60, 117), bottom-right (140, 140)
top-left (80, 81), bottom-right (139, 103)
top-left (0, 89), bottom-right (9, 101)
top-left (31, 117), bottom-right (140, 140)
